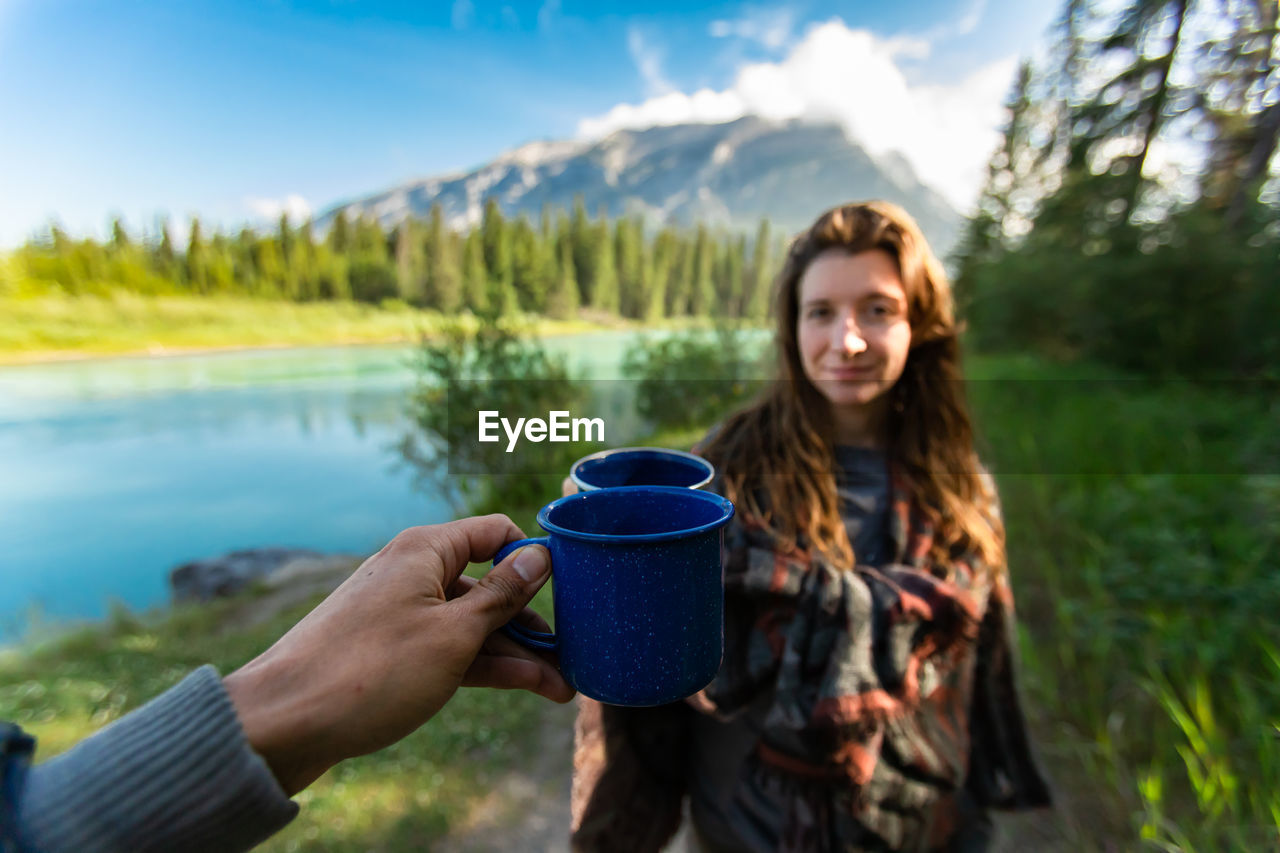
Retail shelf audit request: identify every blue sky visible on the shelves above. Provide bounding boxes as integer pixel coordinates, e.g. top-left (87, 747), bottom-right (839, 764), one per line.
top-left (0, 0), bottom-right (1063, 246)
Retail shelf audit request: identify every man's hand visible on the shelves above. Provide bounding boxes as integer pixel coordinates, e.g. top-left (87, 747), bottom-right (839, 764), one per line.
top-left (222, 514), bottom-right (572, 795)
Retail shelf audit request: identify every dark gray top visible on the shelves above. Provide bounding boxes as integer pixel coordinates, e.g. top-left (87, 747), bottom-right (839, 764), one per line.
top-left (833, 444), bottom-right (892, 568)
top-left (688, 445), bottom-right (891, 853)
top-left (16, 665), bottom-right (299, 852)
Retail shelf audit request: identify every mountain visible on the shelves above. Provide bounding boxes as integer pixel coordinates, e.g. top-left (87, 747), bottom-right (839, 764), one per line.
top-left (317, 116), bottom-right (963, 255)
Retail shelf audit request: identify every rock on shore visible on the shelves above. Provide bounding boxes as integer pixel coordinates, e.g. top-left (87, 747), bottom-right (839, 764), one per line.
top-left (170, 548), bottom-right (362, 604)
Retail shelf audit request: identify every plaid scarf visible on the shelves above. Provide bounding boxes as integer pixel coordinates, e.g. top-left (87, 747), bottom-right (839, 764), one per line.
top-left (570, 470), bottom-right (1051, 853)
top-left (696, 469), bottom-right (1051, 850)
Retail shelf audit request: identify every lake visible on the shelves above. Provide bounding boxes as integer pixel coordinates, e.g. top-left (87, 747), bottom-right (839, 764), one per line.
top-left (0, 330), bottom-right (681, 641)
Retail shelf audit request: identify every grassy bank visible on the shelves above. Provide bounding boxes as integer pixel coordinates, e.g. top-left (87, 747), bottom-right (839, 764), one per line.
top-left (0, 292), bottom-right (672, 365)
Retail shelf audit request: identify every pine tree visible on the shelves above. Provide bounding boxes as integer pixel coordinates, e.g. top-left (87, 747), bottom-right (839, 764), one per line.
top-left (278, 213), bottom-right (294, 261)
top-left (953, 60), bottom-right (1036, 288)
top-left (293, 219), bottom-right (320, 300)
top-left (646, 228), bottom-right (676, 321)
top-left (616, 215), bottom-right (645, 318)
top-left (570, 196), bottom-right (594, 307)
top-left (480, 199), bottom-right (515, 316)
top-left (510, 216), bottom-right (544, 312)
top-left (545, 220), bottom-right (580, 320)
top-left (533, 218), bottom-right (558, 314)
top-left (725, 235), bottom-right (745, 317)
top-left (276, 214), bottom-right (304, 299)
top-left (328, 210), bottom-right (351, 255)
top-left (746, 219), bottom-right (772, 320)
top-left (638, 219), bottom-right (656, 321)
top-left (252, 235), bottom-right (287, 297)
top-left (425, 204), bottom-right (461, 312)
top-left (110, 218), bottom-right (130, 252)
top-left (154, 218), bottom-right (177, 280)
top-left (103, 217), bottom-right (149, 291)
top-left (487, 265), bottom-right (517, 316)
top-left (314, 238), bottom-right (349, 301)
top-left (1071, 0), bottom-right (1193, 227)
top-left (539, 203), bottom-right (554, 242)
top-left (1042, 0), bottom-right (1091, 173)
top-left (394, 218), bottom-right (427, 305)
top-left (711, 236), bottom-right (731, 312)
top-left (689, 225), bottom-right (714, 316)
top-left (667, 237), bottom-right (694, 317)
top-left (186, 217), bottom-right (207, 293)
top-left (1196, 0), bottom-right (1279, 227)
top-left (44, 225), bottom-right (81, 293)
top-left (352, 216), bottom-right (387, 258)
top-left (461, 229), bottom-right (489, 314)
top-left (205, 233), bottom-right (237, 293)
top-left (233, 227), bottom-right (259, 294)
top-left (591, 217), bottom-right (619, 313)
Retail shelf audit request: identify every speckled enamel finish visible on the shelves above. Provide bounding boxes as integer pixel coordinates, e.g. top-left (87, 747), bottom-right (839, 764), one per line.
top-left (496, 485), bottom-right (734, 707)
top-left (570, 446), bottom-right (716, 491)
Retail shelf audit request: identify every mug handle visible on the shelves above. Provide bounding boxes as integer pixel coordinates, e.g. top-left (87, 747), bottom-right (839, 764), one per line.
top-left (493, 537), bottom-right (556, 651)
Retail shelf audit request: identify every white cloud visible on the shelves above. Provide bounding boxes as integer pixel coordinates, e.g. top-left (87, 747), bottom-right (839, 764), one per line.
top-left (899, 0), bottom-right (987, 51)
top-left (245, 195), bottom-right (312, 223)
top-left (708, 7), bottom-right (795, 51)
top-left (577, 19), bottom-right (1018, 212)
top-left (627, 26), bottom-right (674, 96)
top-left (451, 0), bottom-right (474, 30)
top-left (952, 0), bottom-right (987, 38)
top-left (882, 35), bottom-right (933, 61)
top-left (579, 90), bottom-right (747, 138)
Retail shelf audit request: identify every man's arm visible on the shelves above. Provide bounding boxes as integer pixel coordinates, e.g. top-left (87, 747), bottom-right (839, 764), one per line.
top-left (12, 515), bottom-right (572, 852)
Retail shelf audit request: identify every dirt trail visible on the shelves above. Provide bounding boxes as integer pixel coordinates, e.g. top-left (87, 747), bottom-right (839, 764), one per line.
top-left (431, 702), bottom-right (1081, 853)
top-left (435, 701), bottom-right (577, 852)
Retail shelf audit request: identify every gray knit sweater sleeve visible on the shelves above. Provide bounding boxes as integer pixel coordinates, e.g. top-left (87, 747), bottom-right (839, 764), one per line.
top-left (17, 665), bottom-right (299, 852)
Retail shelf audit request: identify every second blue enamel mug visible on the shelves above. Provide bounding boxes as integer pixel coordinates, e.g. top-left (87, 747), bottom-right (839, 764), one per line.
top-left (494, 485), bottom-right (734, 707)
top-left (569, 446), bottom-right (715, 491)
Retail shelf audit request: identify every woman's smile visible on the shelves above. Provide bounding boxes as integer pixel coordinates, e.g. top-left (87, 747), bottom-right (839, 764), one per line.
top-left (823, 363), bottom-right (880, 380)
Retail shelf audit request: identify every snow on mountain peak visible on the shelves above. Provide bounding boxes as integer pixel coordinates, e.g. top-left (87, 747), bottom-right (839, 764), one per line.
top-left (496, 139), bottom-right (586, 169)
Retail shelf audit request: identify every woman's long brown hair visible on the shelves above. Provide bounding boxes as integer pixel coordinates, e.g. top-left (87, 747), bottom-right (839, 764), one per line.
top-left (700, 200), bottom-right (1005, 576)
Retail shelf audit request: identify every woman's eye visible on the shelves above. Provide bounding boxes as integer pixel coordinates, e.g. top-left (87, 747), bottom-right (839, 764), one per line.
top-left (806, 306), bottom-right (830, 320)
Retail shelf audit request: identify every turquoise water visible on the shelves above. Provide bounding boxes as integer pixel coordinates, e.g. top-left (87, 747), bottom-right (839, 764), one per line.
top-left (0, 332), bottom-right (662, 639)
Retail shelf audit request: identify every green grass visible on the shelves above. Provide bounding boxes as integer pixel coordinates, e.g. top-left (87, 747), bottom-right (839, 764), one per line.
top-left (966, 354), bottom-right (1280, 849)
top-left (0, 291), bottom-right (674, 365)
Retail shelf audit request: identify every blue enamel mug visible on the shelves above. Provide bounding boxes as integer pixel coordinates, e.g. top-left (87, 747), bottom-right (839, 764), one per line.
top-left (493, 485), bottom-right (734, 707)
top-left (570, 446), bottom-right (715, 491)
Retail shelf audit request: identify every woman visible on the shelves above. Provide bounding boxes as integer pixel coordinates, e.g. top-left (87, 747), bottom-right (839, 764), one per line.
top-left (570, 201), bottom-right (1052, 852)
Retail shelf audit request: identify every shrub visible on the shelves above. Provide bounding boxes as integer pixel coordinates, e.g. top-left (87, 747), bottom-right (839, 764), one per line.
top-left (403, 316), bottom-right (588, 517)
top-left (621, 324), bottom-right (767, 430)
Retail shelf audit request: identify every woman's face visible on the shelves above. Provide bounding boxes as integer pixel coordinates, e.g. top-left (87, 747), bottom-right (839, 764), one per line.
top-left (795, 248), bottom-right (912, 416)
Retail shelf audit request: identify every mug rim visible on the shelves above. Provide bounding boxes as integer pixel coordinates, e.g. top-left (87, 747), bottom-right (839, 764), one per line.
top-left (538, 484), bottom-right (734, 543)
top-left (569, 446), bottom-right (715, 491)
